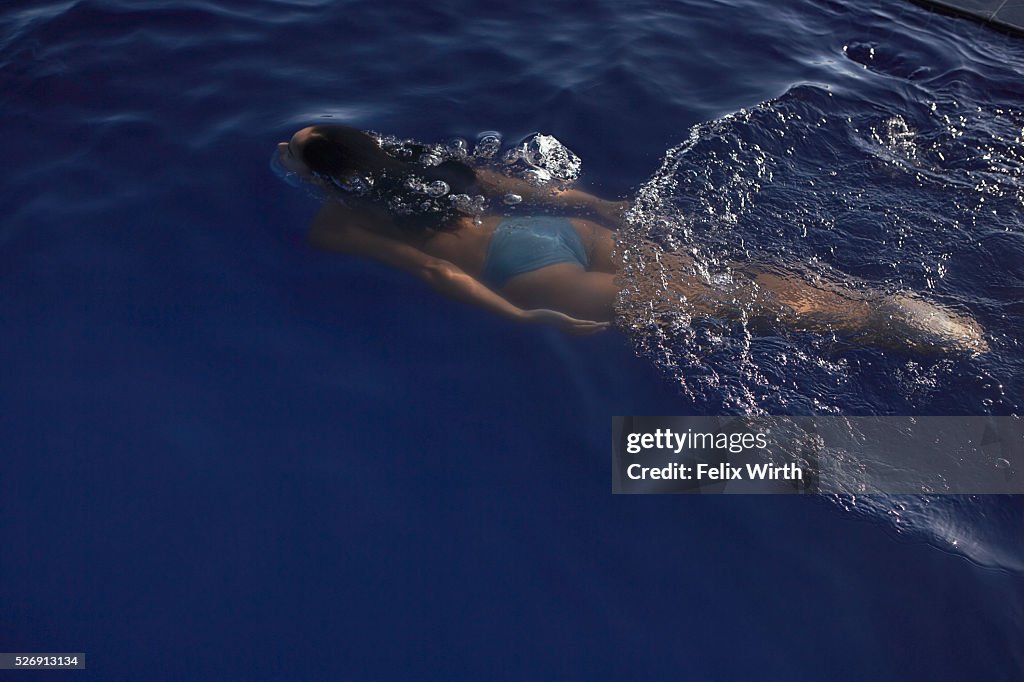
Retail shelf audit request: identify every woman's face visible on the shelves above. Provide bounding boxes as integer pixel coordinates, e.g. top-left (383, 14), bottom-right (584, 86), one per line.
top-left (276, 126), bottom-right (316, 177)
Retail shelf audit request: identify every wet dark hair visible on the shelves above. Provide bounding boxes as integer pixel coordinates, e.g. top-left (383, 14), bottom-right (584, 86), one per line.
top-left (298, 124), bottom-right (481, 231)
top-left (300, 125), bottom-right (402, 179)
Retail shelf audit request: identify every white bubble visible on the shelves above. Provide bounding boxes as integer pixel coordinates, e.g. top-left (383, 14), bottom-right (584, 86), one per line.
top-left (473, 132), bottom-right (502, 159)
top-left (388, 196), bottom-right (411, 214)
top-left (425, 180), bottom-right (450, 197)
top-left (515, 133), bottom-right (582, 182)
top-left (502, 147), bottom-right (523, 165)
top-left (450, 193), bottom-right (487, 214)
top-left (420, 150), bottom-right (443, 167)
top-left (502, 193), bottom-right (523, 205)
top-left (447, 138), bottom-right (468, 158)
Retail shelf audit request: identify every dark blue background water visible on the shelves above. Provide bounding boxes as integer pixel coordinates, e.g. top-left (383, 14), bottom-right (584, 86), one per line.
top-left (2, 0), bottom-right (1022, 679)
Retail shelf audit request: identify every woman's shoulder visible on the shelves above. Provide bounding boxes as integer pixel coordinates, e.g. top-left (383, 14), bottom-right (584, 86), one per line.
top-left (311, 200), bottom-right (430, 246)
top-left (312, 200), bottom-right (379, 228)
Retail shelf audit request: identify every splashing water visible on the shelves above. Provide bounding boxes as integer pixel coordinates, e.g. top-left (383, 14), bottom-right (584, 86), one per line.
top-left (503, 133), bottom-right (583, 186)
top-left (616, 85), bottom-right (1022, 416)
top-left (615, 84), bottom-right (1024, 572)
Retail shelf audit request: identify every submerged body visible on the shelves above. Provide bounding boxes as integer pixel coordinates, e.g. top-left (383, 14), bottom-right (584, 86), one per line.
top-left (278, 125), bottom-right (988, 352)
top-left (306, 199), bottom-right (621, 325)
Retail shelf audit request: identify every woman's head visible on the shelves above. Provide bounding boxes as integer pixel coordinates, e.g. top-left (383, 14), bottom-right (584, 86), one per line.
top-left (277, 125), bottom-right (402, 189)
top-left (276, 124), bottom-right (482, 230)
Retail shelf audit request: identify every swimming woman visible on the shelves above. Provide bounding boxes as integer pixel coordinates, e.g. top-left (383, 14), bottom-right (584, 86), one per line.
top-left (274, 124), bottom-right (988, 352)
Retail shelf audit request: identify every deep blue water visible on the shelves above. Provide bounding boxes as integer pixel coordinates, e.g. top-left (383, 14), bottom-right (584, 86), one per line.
top-left (2, 0), bottom-right (1023, 679)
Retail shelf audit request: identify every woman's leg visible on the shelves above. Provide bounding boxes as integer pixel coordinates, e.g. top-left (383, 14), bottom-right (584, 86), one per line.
top-left (505, 223), bottom-right (986, 350)
top-left (732, 264), bottom-right (873, 333)
top-left (733, 264), bottom-right (987, 351)
top-left (624, 247), bottom-right (987, 352)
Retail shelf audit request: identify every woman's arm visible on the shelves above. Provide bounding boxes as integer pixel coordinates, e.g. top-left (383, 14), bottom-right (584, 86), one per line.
top-left (422, 262), bottom-right (609, 334)
top-left (473, 168), bottom-right (629, 229)
top-left (306, 207), bottom-right (609, 334)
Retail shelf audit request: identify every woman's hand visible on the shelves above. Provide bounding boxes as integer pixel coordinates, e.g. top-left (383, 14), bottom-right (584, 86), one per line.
top-left (522, 309), bottom-right (611, 335)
